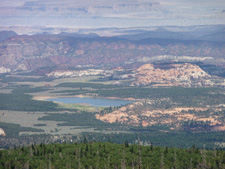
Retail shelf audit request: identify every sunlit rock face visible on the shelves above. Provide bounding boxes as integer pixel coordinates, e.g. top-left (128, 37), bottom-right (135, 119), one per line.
top-left (0, 67), bottom-right (10, 74)
top-left (132, 63), bottom-right (212, 87)
top-left (0, 128), bottom-right (6, 136)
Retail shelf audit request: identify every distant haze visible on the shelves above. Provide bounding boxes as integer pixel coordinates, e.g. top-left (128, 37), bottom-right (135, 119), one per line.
top-left (0, 0), bottom-right (225, 29)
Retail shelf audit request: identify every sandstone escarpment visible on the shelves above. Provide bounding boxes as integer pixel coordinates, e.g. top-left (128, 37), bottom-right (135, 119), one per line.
top-left (96, 103), bottom-right (225, 130)
top-left (132, 63), bottom-right (212, 87)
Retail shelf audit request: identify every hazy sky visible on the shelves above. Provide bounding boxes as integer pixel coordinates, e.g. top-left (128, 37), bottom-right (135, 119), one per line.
top-left (0, 0), bottom-right (225, 28)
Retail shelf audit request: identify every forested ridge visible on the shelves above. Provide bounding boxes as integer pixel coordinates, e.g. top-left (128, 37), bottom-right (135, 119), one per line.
top-left (1, 142), bottom-right (225, 169)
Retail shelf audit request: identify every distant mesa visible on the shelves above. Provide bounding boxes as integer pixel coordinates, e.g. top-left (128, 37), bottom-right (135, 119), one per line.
top-left (155, 27), bottom-right (169, 32)
top-left (0, 31), bottom-right (17, 42)
top-left (222, 9), bottom-right (225, 13)
top-left (58, 32), bottom-right (99, 38)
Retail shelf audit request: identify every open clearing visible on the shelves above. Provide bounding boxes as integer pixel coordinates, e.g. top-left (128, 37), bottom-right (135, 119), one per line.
top-left (13, 76), bottom-right (116, 87)
top-left (0, 110), bottom-right (98, 135)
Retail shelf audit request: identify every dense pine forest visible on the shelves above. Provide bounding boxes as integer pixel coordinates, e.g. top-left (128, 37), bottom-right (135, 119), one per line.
top-left (1, 142), bottom-right (225, 169)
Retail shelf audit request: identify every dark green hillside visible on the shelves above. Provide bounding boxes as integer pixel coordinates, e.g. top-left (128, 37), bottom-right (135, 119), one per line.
top-left (0, 86), bottom-right (58, 111)
top-left (1, 142), bottom-right (225, 169)
top-left (0, 92), bottom-right (57, 111)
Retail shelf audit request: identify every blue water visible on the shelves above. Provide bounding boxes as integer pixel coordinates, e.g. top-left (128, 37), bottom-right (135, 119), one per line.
top-left (46, 97), bottom-right (133, 107)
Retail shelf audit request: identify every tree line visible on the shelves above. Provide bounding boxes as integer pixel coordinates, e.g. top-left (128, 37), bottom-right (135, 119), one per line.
top-left (1, 141), bottom-right (225, 169)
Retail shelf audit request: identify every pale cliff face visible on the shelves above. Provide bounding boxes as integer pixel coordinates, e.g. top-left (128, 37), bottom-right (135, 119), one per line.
top-left (0, 128), bottom-right (6, 136)
top-left (132, 63), bottom-right (212, 87)
top-left (0, 67), bottom-right (10, 74)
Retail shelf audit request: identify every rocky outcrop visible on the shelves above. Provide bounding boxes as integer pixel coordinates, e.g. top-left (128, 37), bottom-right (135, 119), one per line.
top-left (47, 69), bottom-right (113, 78)
top-left (96, 102), bottom-right (144, 125)
top-left (96, 103), bottom-right (225, 130)
top-left (0, 128), bottom-right (6, 136)
top-left (132, 63), bottom-right (212, 87)
top-left (0, 67), bottom-right (11, 74)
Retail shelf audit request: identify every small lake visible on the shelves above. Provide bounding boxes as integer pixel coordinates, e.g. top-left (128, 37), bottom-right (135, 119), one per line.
top-left (46, 97), bottom-right (133, 107)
